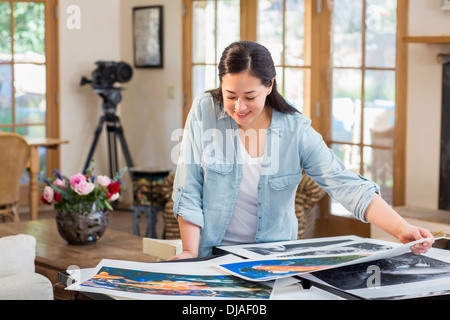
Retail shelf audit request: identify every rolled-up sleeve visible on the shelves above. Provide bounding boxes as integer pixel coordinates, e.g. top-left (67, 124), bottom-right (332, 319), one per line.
top-left (300, 119), bottom-right (380, 223)
top-left (172, 96), bottom-right (205, 228)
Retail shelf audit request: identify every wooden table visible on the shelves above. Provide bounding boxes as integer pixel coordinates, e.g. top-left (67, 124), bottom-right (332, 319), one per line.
top-left (0, 219), bottom-right (157, 300)
top-left (24, 137), bottom-right (68, 221)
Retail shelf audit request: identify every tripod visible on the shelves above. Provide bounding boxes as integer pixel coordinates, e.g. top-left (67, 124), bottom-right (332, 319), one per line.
top-left (83, 88), bottom-right (134, 177)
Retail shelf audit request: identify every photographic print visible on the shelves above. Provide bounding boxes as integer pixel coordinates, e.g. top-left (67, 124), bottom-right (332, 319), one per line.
top-left (313, 252), bottom-right (450, 290)
top-left (218, 254), bottom-right (367, 282)
top-left (133, 6), bottom-right (163, 68)
top-left (215, 235), bottom-right (363, 259)
top-left (79, 266), bottom-right (273, 299)
top-left (304, 251), bottom-right (450, 299)
top-left (278, 240), bottom-right (393, 258)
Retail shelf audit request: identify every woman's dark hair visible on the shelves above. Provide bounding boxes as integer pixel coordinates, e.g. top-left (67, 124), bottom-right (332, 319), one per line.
top-left (208, 41), bottom-right (299, 114)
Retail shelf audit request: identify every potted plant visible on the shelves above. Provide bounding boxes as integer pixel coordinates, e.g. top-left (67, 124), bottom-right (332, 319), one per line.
top-left (40, 162), bottom-right (127, 245)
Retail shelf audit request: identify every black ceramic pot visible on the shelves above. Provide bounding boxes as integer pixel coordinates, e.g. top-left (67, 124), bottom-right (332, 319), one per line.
top-left (56, 202), bottom-right (108, 245)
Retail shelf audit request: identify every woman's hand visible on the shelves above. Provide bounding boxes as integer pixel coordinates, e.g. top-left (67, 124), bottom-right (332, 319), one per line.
top-left (167, 250), bottom-right (198, 261)
top-left (397, 223), bottom-right (435, 255)
top-left (365, 193), bottom-right (434, 255)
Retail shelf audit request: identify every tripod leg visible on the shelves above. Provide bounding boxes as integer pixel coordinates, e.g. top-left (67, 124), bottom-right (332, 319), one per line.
top-left (113, 116), bottom-right (135, 169)
top-left (106, 121), bottom-right (119, 178)
top-left (83, 116), bottom-right (106, 173)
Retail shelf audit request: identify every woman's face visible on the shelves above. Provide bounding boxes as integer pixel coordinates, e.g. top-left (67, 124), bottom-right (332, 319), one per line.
top-left (221, 70), bottom-right (273, 130)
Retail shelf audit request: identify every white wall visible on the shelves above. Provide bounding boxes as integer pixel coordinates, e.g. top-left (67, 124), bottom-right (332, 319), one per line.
top-left (405, 0), bottom-right (450, 209)
top-left (59, 0), bottom-right (121, 177)
top-left (59, 0), bottom-right (182, 204)
top-left (118, 0), bottom-right (182, 171)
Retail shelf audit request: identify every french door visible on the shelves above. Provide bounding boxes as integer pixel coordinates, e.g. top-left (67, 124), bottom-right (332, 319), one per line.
top-left (182, 0), bottom-right (408, 237)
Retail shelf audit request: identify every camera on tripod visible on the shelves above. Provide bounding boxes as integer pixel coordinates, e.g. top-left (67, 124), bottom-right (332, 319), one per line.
top-left (80, 61), bottom-right (135, 177)
top-left (80, 61), bottom-right (133, 90)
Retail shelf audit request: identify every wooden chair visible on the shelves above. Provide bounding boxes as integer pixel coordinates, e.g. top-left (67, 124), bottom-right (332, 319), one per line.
top-left (0, 133), bottom-right (30, 222)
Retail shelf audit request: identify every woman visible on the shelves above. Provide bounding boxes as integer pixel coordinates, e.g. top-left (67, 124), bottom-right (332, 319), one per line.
top-left (170, 41), bottom-right (433, 259)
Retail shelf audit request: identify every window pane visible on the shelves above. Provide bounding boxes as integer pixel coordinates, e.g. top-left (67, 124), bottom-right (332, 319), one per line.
top-left (0, 64), bottom-right (13, 125)
top-left (13, 2), bottom-right (46, 63)
top-left (257, 0), bottom-right (283, 66)
top-left (332, 143), bottom-right (360, 174)
top-left (364, 70), bottom-right (395, 147)
top-left (275, 66), bottom-right (283, 96)
top-left (285, 0), bottom-right (305, 66)
top-left (14, 64), bottom-right (46, 124)
top-left (365, 0), bottom-right (397, 68)
top-left (216, 0), bottom-right (240, 64)
top-left (193, 0), bottom-right (216, 64)
top-left (332, 0), bottom-right (362, 67)
top-left (363, 146), bottom-right (393, 205)
top-left (331, 69), bottom-right (362, 143)
top-left (16, 124), bottom-right (45, 137)
top-left (193, 64), bottom-right (217, 99)
top-left (0, 2), bottom-right (12, 62)
top-left (284, 68), bottom-right (304, 112)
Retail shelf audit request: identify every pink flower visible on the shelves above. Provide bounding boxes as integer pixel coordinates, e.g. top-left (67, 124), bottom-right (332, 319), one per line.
top-left (73, 181), bottom-right (95, 196)
top-left (43, 186), bottom-right (54, 203)
top-left (53, 178), bottom-right (66, 189)
top-left (97, 175), bottom-right (111, 187)
top-left (70, 173), bottom-right (87, 189)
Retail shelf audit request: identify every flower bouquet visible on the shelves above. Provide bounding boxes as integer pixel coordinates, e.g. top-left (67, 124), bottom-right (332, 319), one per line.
top-left (41, 163), bottom-right (127, 212)
top-left (40, 162), bottom-right (127, 244)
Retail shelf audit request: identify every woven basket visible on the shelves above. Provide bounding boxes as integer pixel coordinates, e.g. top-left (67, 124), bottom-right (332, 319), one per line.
top-left (160, 173), bottom-right (180, 239)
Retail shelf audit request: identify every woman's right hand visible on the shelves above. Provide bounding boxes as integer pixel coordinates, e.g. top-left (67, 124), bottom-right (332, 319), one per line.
top-left (167, 250), bottom-right (198, 261)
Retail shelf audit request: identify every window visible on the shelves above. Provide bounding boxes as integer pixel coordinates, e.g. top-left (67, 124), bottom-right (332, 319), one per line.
top-left (329, 0), bottom-right (398, 217)
top-left (0, 0), bottom-right (59, 180)
top-left (183, 0), bottom-right (309, 121)
top-left (257, 0), bottom-right (308, 112)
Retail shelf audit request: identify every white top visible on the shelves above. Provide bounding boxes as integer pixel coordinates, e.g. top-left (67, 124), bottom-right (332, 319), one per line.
top-left (221, 139), bottom-right (263, 245)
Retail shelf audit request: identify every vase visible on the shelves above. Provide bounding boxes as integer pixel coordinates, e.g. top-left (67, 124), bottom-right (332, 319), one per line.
top-left (56, 202), bottom-right (109, 245)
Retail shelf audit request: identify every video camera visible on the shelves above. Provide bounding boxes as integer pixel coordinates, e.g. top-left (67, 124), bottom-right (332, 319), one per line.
top-left (80, 61), bottom-right (133, 90)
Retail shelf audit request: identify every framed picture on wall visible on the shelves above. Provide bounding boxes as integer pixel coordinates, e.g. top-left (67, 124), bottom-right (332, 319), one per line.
top-left (133, 6), bottom-right (163, 68)
top-left (441, 0), bottom-right (450, 10)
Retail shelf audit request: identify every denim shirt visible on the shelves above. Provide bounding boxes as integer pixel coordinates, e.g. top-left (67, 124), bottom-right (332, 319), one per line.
top-left (172, 93), bottom-right (380, 257)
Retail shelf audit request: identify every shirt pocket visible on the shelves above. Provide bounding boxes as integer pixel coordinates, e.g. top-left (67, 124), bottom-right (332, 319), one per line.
top-left (269, 171), bottom-right (302, 190)
top-left (201, 154), bottom-right (233, 175)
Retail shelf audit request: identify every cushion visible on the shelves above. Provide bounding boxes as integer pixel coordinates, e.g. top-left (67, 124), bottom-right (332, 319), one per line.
top-left (0, 273), bottom-right (53, 300)
top-left (0, 234), bottom-right (36, 278)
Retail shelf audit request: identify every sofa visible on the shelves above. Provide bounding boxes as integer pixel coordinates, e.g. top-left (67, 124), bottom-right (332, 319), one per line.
top-left (0, 234), bottom-right (53, 300)
top-left (159, 171), bottom-right (326, 240)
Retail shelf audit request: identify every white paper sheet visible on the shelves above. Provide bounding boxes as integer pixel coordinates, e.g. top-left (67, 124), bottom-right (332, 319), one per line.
top-left (216, 237), bottom-right (436, 282)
